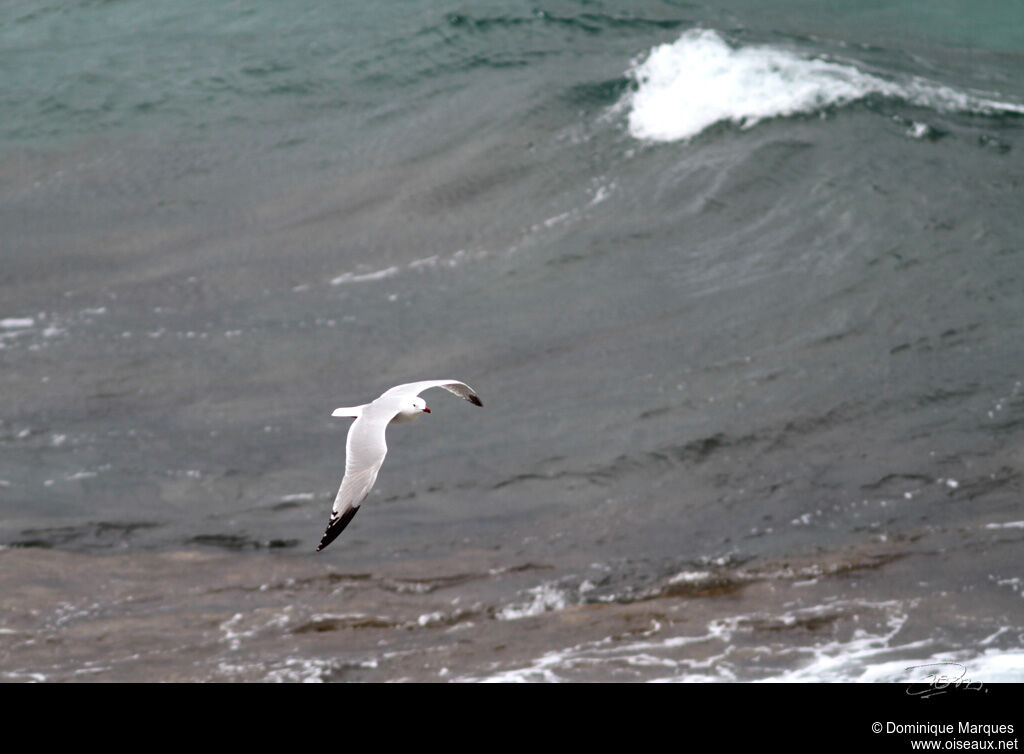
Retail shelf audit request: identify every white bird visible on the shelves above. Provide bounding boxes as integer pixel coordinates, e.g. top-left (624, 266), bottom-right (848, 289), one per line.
top-left (316, 380), bottom-right (483, 552)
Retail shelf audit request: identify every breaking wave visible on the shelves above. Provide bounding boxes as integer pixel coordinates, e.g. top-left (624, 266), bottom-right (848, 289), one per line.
top-left (623, 29), bottom-right (1024, 142)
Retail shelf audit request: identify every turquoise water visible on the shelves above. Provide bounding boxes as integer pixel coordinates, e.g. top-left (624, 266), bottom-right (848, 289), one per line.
top-left (3, 1), bottom-right (1021, 149)
top-left (1, 1), bottom-right (1023, 682)
top-left (718, 0), bottom-right (1024, 50)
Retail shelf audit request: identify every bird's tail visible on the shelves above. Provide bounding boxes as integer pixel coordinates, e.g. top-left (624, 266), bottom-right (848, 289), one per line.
top-left (331, 406), bottom-right (362, 418)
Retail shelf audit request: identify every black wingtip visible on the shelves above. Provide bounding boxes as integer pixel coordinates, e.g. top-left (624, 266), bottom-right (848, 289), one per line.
top-left (315, 506), bottom-right (360, 552)
top-left (469, 394), bottom-right (483, 407)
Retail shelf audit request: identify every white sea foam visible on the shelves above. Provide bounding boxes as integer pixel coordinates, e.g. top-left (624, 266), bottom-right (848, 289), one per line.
top-left (907, 121), bottom-right (932, 139)
top-left (0, 306), bottom-right (110, 352)
top-left (496, 582), bottom-right (569, 620)
top-left (0, 318), bottom-right (35, 329)
top-left (463, 595), bottom-right (1024, 683)
top-left (262, 657), bottom-right (339, 683)
top-left (623, 29), bottom-right (1024, 142)
top-left (668, 570), bottom-right (712, 584)
top-left (788, 647), bottom-right (1024, 684)
top-left (330, 266), bottom-right (400, 286)
top-left (279, 492), bottom-right (316, 502)
top-left (985, 521), bottom-right (1024, 530)
top-left (325, 248), bottom-right (490, 289)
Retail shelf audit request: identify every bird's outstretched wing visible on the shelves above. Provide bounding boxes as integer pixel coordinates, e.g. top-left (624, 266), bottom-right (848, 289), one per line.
top-left (317, 380), bottom-right (483, 551)
top-left (380, 380), bottom-right (483, 407)
top-left (316, 414), bottom-right (388, 552)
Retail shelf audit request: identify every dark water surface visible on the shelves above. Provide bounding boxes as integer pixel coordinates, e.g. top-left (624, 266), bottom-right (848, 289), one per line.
top-left (2, 0), bottom-right (1023, 681)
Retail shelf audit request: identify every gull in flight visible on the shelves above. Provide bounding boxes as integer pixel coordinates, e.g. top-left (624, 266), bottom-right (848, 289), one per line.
top-left (316, 380), bottom-right (483, 552)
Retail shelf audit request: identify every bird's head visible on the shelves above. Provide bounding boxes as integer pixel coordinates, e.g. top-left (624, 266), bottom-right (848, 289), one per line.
top-left (389, 395), bottom-right (431, 425)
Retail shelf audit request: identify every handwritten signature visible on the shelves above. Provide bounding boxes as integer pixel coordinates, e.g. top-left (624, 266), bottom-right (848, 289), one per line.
top-left (905, 662), bottom-right (985, 698)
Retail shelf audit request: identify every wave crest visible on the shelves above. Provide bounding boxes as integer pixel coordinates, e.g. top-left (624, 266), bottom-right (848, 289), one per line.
top-left (623, 29), bottom-right (1024, 142)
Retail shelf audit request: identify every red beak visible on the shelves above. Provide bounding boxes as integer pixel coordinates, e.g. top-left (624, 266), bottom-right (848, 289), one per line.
top-left (422, 407), bottom-right (431, 413)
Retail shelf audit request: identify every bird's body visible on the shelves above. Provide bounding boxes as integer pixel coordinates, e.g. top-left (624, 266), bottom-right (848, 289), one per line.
top-left (316, 380), bottom-right (483, 552)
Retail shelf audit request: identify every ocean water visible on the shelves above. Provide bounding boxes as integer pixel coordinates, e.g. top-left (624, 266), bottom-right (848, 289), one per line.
top-left (1, 0), bottom-right (1023, 683)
